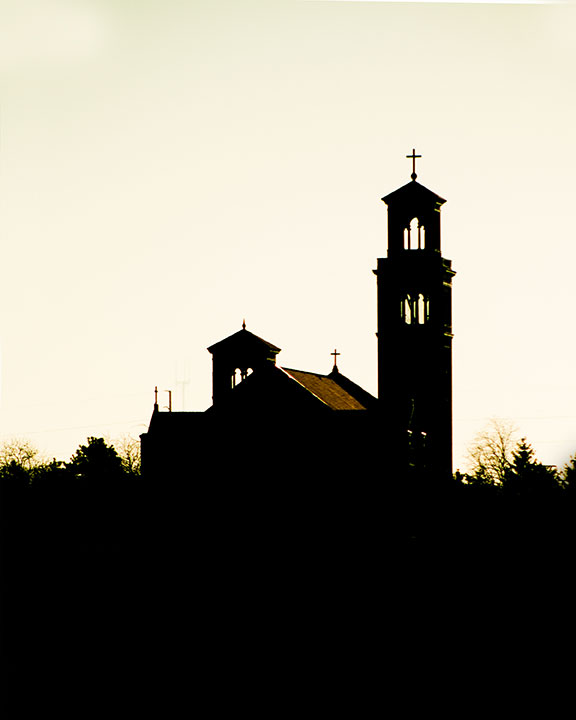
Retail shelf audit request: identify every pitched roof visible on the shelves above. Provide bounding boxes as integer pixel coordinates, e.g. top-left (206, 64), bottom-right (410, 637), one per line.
top-left (280, 367), bottom-right (376, 411)
top-left (207, 327), bottom-right (281, 356)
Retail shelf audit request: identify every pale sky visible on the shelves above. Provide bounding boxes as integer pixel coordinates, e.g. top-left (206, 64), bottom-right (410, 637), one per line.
top-left (1, 0), bottom-right (575, 471)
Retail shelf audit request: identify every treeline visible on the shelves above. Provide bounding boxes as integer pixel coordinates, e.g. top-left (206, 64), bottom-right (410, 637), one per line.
top-left (458, 440), bottom-right (576, 499)
top-left (0, 437), bottom-right (151, 688)
top-left (1, 436), bottom-right (142, 551)
top-left (2, 431), bottom-right (576, 709)
top-left (3, 430), bottom-right (576, 556)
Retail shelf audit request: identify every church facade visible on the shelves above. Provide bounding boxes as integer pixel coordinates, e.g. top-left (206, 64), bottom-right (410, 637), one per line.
top-left (140, 153), bottom-right (455, 481)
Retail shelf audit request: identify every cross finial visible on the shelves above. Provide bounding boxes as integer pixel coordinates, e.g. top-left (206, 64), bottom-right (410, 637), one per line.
top-left (406, 148), bottom-right (421, 181)
top-left (331, 348), bottom-right (340, 370)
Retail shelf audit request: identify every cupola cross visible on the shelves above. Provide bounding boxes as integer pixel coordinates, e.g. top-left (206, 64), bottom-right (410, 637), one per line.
top-left (406, 148), bottom-right (421, 180)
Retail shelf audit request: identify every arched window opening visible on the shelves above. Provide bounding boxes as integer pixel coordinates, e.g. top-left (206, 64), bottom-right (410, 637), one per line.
top-left (402, 295), bottom-right (413, 324)
top-left (240, 367), bottom-right (253, 382)
top-left (417, 294), bottom-right (426, 324)
top-left (232, 367), bottom-right (253, 388)
top-left (403, 218), bottom-right (424, 250)
top-left (402, 293), bottom-right (429, 324)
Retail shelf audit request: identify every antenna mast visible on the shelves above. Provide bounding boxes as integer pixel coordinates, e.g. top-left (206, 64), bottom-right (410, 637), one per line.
top-left (175, 360), bottom-right (191, 411)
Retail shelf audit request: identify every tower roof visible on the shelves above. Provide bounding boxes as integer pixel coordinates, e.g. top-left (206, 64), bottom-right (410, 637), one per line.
top-left (207, 327), bottom-right (281, 357)
top-left (381, 180), bottom-right (446, 209)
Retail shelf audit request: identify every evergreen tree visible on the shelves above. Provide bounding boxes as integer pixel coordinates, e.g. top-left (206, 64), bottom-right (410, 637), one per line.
top-left (503, 437), bottom-right (560, 496)
top-left (66, 436), bottom-right (124, 485)
top-left (561, 454), bottom-right (576, 494)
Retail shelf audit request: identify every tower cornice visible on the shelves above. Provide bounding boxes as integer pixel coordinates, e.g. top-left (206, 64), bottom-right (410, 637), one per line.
top-left (381, 180), bottom-right (446, 209)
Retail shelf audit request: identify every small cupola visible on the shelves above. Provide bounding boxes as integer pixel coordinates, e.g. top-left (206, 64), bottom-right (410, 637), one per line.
top-left (207, 322), bottom-right (281, 406)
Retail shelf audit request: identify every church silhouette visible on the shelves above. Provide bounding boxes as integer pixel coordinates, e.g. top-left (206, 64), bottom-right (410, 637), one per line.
top-left (140, 151), bottom-right (455, 483)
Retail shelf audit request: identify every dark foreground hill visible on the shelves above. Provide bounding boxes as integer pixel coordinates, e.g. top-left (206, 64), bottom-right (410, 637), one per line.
top-left (2, 472), bottom-right (576, 713)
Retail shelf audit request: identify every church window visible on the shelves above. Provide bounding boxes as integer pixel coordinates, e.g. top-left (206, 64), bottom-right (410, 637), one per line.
top-left (232, 367), bottom-right (253, 387)
top-left (402, 295), bottom-right (413, 324)
top-left (417, 294), bottom-right (429, 324)
top-left (403, 218), bottom-right (425, 250)
top-left (402, 293), bottom-right (429, 324)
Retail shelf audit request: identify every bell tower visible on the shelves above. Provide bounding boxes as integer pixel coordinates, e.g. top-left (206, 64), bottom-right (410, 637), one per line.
top-left (374, 151), bottom-right (455, 477)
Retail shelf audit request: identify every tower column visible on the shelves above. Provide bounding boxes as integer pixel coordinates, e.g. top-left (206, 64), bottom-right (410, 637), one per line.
top-left (376, 152), bottom-right (455, 478)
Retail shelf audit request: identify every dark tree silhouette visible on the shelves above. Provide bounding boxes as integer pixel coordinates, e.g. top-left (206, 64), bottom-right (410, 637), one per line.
top-left (561, 453), bottom-right (576, 493)
top-left (465, 418), bottom-right (518, 485)
top-left (503, 437), bottom-right (560, 496)
top-left (66, 436), bottom-right (125, 483)
top-left (0, 438), bottom-right (45, 472)
top-left (113, 434), bottom-right (141, 477)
